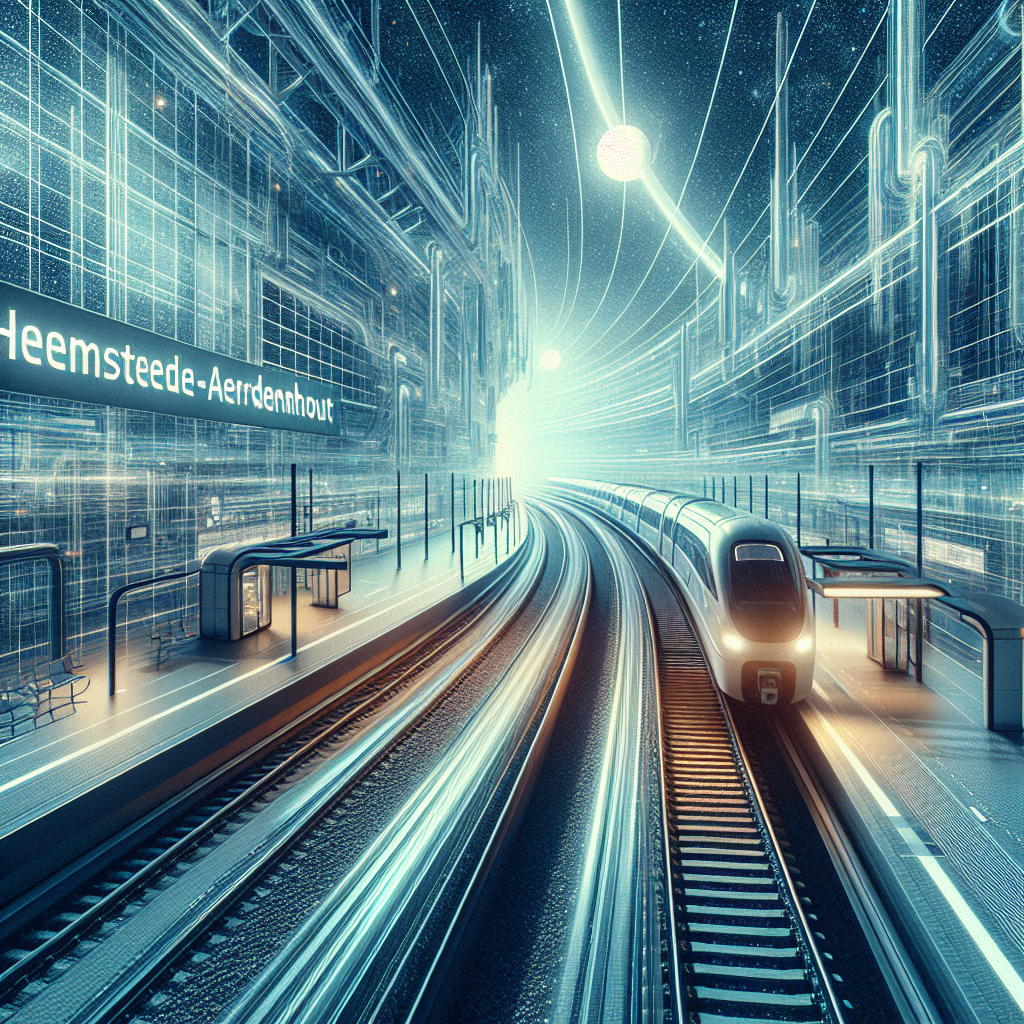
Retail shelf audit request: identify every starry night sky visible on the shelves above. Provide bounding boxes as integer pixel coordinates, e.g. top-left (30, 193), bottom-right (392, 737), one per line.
top-left (376, 0), bottom-right (998, 359)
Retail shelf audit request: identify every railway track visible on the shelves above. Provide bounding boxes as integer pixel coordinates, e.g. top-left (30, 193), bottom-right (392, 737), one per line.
top-left (620, 529), bottom-right (842, 1024)
top-left (217, 505), bottom-right (589, 1024)
top-left (2, 497), bottom-right (937, 1024)
top-left (421, 496), bottom-right (892, 1024)
top-left (0, 582), bottom-right (510, 1004)
top-left (0, 515), bottom-right (558, 1024)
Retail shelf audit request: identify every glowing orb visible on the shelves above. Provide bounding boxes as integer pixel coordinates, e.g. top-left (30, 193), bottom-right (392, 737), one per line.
top-left (597, 125), bottom-right (652, 181)
top-left (539, 349), bottom-right (562, 371)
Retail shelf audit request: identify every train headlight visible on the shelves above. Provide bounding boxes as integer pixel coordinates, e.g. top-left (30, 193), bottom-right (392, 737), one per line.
top-left (722, 632), bottom-right (746, 653)
top-left (795, 634), bottom-right (814, 654)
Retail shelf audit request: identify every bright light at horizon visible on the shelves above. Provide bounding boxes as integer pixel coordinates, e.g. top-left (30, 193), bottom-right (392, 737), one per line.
top-left (596, 125), bottom-right (651, 181)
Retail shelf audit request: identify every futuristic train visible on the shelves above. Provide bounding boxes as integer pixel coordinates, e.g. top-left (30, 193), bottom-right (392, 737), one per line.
top-left (553, 479), bottom-right (815, 705)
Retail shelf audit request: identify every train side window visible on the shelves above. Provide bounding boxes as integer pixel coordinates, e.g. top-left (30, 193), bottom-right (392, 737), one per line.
top-left (674, 522), bottom-right (717, 599)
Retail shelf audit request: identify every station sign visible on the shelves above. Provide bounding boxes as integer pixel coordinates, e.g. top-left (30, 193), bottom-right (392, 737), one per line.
top-left (0, 283), bottom-right (340, 437)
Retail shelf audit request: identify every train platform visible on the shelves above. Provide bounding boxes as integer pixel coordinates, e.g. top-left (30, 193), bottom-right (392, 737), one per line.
top-left (799, 601), bottom-right (1024, 1022)
top-left (0, 523), bottom-right (526, 911)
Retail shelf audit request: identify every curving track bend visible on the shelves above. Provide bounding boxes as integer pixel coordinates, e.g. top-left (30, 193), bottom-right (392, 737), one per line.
top-left (1, 499), bottom-right (926, 1024)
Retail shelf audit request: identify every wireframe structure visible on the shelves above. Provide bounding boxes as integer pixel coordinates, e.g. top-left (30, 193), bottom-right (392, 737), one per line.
top-left (0, 0), bottom-right (526, 670)
top-left (512, 1), bottom-right (1024, 605)
top-left (3, 0), bottom-right (1024, 667)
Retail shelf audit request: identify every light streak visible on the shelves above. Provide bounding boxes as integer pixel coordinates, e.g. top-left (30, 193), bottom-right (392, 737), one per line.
top-left (544, 0), bottom-right (586, 336)
top-left (560, 0), bottom-right (725, 279)
top-left (553, 0), bottom-right (821, 384)
top-left (567, 0), bottom-right (742, 360)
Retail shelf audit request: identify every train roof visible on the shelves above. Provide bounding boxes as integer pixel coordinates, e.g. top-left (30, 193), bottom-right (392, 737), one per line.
top-left (679, 500), bottom-right (747, 525)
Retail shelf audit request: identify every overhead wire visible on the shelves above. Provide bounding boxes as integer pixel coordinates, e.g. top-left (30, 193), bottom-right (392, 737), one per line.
top-left (518, 0), bottom-right (955, 442)
top-left (550, 0), bottom-right (907, 401)
top-left (402, 0), bottom-right (466, 118)
top-left (555, 0), bottom-right (822, 393)
top-left (926, 0), bottom-right (968, 46)
top-left (419, 0), bottom-right (474, 100)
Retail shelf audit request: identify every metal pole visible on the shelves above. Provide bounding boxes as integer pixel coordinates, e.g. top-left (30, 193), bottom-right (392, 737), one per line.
top-left (765, 475), bottom-right (769, 518)
top-left (308, 468), bottom-right (313, 531)
top-left (397, 469), bottom-right (402, 570)
top-left (473, 481), bottom-right (478, 556)
top-left (722, 476), bottom-right (726, 505)
top-left (424, 472), bottom-right (429, 560)
top-left (868, 464), bottom-right (875, 549)
top-left (462, 475), bottom-right (467, 517)
top-left (712, 477), bottom-right (716, 501)
top-left (916, 461), bottom-right (923, 576)
top-left (451, 472), bottom-right (456, 553)
top-left (107, 568), bottom-right (195, 697)
top-left (459, 524), bottom-right (465, 582)
top-left (703, 477), bottom-right (707, 498)
top-left (493, 510), bottom-right (499, 564)
top-left (733, 476), bottom-right (737, 507)
top-left (916, 460), bottom-right (924, 681)
top-left (376, 488), bottom-right (380, 553)
top-left (796, 472), bottom-right (802, 546)
top-left (290, 464), bottom-right (297, 659)
top-left (749, 474), bottom-right (753, 512)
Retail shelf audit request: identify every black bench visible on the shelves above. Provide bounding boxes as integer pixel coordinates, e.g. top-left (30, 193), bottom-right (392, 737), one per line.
top-left (150, 614), bottom-right (197, 667)
top-left (0, 658), bottom-right (90, 738)
top-left (0, 683), bottom-right (38, 740)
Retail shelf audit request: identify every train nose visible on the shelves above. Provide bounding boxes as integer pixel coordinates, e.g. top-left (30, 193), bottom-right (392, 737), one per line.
top-left (756, 667), bottom-right (781, 705)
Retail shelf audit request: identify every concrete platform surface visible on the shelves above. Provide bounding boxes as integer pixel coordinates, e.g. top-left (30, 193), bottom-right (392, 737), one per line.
top-left (0, 521), bottom-right (527, 907)
top-left (801, 600), bottom-right (1024, 1023)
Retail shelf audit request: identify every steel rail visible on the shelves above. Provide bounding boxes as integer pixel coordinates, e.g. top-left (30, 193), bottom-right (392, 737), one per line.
top-left (0, 542), bottom-right (526, 1001)
top-left (766, 715), bottom-right (943, 1024)
top-left (720, 694), bottom-right (847, 1023)
top-left (402, 502), bottom-right (592, 1023)
top-left (222, 507), bottom-right (586, 1023)
top-left (549, 506), bottom-right (667, 1023)
top-left (3, 520), bottom-right (547, 1024)
top-left (597, 509), bottom-right (846, 1024)
top-left (650, 577), bottom-right (686, 1024)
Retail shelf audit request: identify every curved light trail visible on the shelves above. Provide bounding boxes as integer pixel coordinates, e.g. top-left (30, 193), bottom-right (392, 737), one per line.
top-left (561, 0), bottom-right (725, 280)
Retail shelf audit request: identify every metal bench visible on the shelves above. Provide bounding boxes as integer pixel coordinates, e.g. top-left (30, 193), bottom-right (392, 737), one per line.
top-left (150, 614), bottom-right (197, 667)
top-left (47, 657), bottom-right (91, 701)
top-left (0, 683), bottom-right (38, 740)
top-left (18, 663), bottom-right (89, 726)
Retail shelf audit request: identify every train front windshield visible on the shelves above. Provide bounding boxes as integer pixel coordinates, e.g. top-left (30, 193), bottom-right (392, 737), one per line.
top-left (729, 543), bottom-right (805, 641)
